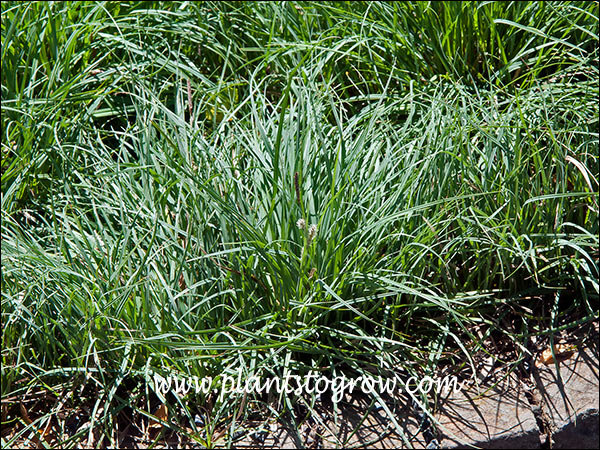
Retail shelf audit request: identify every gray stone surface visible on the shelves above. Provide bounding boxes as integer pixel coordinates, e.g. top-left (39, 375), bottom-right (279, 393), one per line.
top-left (435, 371), bottom-right (540, 449)
top-left (552, 409), bottom-right (599, 449)
top-left (435, 332), bottom-right (600, 449)
top-left (534, 344), bottom-right (599, 425)
top-left (533, 340), bottom-right (599, 448)
top-left (224, 333), bottom-right (599, 449)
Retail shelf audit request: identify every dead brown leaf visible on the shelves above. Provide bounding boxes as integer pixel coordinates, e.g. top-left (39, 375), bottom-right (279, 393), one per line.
top-left (149, 404), bottom-right (168, 429)
top-left (20, 403), bottom-right (55, 449)
top-left (536, 343), bottom-right (576, 367)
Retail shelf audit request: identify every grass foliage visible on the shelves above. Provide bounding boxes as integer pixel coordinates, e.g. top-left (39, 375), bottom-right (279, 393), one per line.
top-left (2, 1), bottom-right (598, 447)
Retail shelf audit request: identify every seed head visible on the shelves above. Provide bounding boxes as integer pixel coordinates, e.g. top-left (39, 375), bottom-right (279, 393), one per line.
top-left (308, 224), bottom-right (318, 242)
top-left (296, 218), bottom-right (306, 230)
top-left (294, 172), bottom-right (301, 205)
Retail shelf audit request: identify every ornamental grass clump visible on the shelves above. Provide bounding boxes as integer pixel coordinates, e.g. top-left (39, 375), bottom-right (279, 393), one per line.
top-left (1, 1), bottom-right (597, 448)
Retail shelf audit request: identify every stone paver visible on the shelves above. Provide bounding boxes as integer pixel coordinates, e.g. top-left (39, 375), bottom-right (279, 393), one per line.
top-left (433, 333), bottom-right (600, 449)
top-left (223, 333), bottom-right (600, 449)
top-left (435, 368), bottom-right (540, 449)
top-left (534, 341), bottom-right (599, 448)
top-left (552, 409), bottom-right (599, 449)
